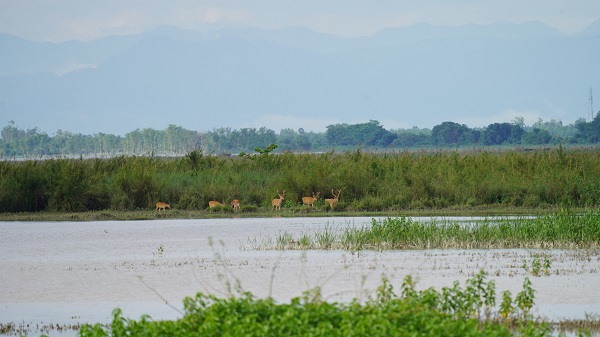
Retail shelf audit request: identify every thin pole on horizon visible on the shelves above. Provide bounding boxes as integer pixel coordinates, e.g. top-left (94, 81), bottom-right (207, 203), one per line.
top-left (590, 86), bottom-right (594, 121)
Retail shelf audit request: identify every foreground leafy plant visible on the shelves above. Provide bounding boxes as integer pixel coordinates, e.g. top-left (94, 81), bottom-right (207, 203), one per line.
top-left (78, 272), bottom-right (558, 337)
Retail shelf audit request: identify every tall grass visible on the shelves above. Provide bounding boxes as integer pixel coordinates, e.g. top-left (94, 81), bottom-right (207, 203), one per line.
top-left (347, 211), bottom-right (600, 250)
top-left (262, 211), bottom-right (600, 251)
top-left (2, 147), bottom-right (600, 212)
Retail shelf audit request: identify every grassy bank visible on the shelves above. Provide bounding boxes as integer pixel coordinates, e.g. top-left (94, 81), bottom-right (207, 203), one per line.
top-left (0, 205), bottom-right (572, 222)
top-left (1, 147), bottom-right (600, 215)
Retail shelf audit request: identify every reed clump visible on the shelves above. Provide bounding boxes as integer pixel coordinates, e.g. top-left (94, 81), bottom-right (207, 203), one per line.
top-left (2, 148), bottom-right (600, 214)
top-left (265, 210), bottom-right (600, 251)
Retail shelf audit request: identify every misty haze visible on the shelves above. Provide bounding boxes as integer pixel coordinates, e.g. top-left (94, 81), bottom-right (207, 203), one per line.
top-left (1, 20), bottom-right (599, 136)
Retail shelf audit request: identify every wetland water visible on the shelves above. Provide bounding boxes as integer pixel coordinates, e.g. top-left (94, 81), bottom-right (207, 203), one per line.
top-left (1, 217), bottom-right (599, 336)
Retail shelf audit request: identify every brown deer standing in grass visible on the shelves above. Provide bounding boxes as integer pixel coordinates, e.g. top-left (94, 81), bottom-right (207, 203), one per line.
top-left (155, 202), bottom-right (171, 213)
top-left (324, 189), bottom-right (341, 207)
top-left (272, 190), bottom-right (285, 211)
top-left (208, 192), bottom-right (224, 208)
top-left (231, 199), bottom-right (241, 210)
top-left (302, 191), bottom-right (320, 207)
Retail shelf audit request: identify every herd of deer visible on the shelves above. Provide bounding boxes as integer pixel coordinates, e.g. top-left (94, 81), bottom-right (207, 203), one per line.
top-left (208, 200), bottom-right (240, 209)
top-left (155, 189), bottom-right (341, 212)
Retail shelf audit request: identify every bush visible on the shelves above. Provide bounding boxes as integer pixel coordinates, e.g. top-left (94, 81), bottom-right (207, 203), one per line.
top-left (176, 192), bottom-right (204, 210)
top-left (240, 205), bottom-right (258, 213)
top-left (351, 195), bottom-right (385, 211)
top-left (78, 272), bottom-right (553, 337)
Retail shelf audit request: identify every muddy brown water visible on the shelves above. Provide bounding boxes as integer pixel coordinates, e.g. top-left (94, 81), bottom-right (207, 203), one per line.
top-left (1, 217), bottom-right (599, 336)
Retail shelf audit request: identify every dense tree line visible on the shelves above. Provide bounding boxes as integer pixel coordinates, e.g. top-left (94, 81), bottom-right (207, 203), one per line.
top-left (0, 114), bottom-right (597, 158)
top-left (326, 120), bottom-right (397, 147)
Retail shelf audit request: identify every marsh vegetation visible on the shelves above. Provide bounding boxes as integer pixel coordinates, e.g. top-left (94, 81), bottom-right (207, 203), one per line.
top-left (2, 147), bottom-right (600, 336)
top-left (256, 211), bottom-right (600, 251)
top-left (1, 147), bottom-right (600, 216)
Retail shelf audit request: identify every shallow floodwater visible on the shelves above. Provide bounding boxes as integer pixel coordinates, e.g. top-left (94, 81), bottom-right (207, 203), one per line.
top-left (1, 217), bottom-right (599, 336)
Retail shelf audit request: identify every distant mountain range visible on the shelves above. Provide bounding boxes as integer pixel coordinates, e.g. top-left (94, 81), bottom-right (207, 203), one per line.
top-left (1, 20), bottom-right (599, 135)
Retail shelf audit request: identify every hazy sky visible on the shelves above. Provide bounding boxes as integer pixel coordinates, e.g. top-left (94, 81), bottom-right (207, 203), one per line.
top-left (0, 1), bottom-right (598, 135)
top-left (1, 0), bottom-right (599, 42)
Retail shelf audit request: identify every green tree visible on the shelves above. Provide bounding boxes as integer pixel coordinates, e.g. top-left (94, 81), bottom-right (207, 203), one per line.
top-left (0, 120), bottom-right (22, 156)
top-left (575, 112), bottom-right (600, 143)
top-left (123, 129), bottom-right (142, 154)
top-left (278, 128), bottom-right (299, 151)
top-left (140, 128), bottom-right (163, 154)
top-left (521, 128), bottom-right (552, 145)
top-left (531, 118), bottom-right (576, 140)
top-left (93, 132), bottom-right (123, 155)
top-left (326, 120), bottom-right (397, 147)
top-left (390, 133), bottom-right (432, 147)
top-left (483, 123), bottom-right (524, 145)
top-left (431, 122), bottom-right (475, 146)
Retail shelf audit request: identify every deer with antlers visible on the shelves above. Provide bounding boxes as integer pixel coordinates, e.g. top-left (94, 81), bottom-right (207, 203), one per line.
top-left (272, 190), bottom-right (285, 211)
top-left (302, 191), bottom-right (320, 207)
top-left (324, 189), bottom-right (341, 207)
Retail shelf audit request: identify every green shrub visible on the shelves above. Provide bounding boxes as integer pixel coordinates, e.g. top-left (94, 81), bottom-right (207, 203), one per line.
top-left (240, 205), bottom-right (258, 213)
top-left (78, 272), bottom-right (553, 337)
top-left (175, 191), bottom-right (203, 210)
top-left (351, 195), bottom-right (385, 211)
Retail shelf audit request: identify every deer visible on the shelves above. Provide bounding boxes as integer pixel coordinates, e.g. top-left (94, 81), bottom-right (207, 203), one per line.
top-left (208, 192), bottom-right (224, 208)
top-left (302, 191), bottom-right (320, 207)
top-left (155, 202), bottom-right (171, 213)
top-left (272, 190), bottom-right (285, 211)
top-left (324, 189), bottom-right (341, 207)
top-left (231, 199), bottom-right (241, 210)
